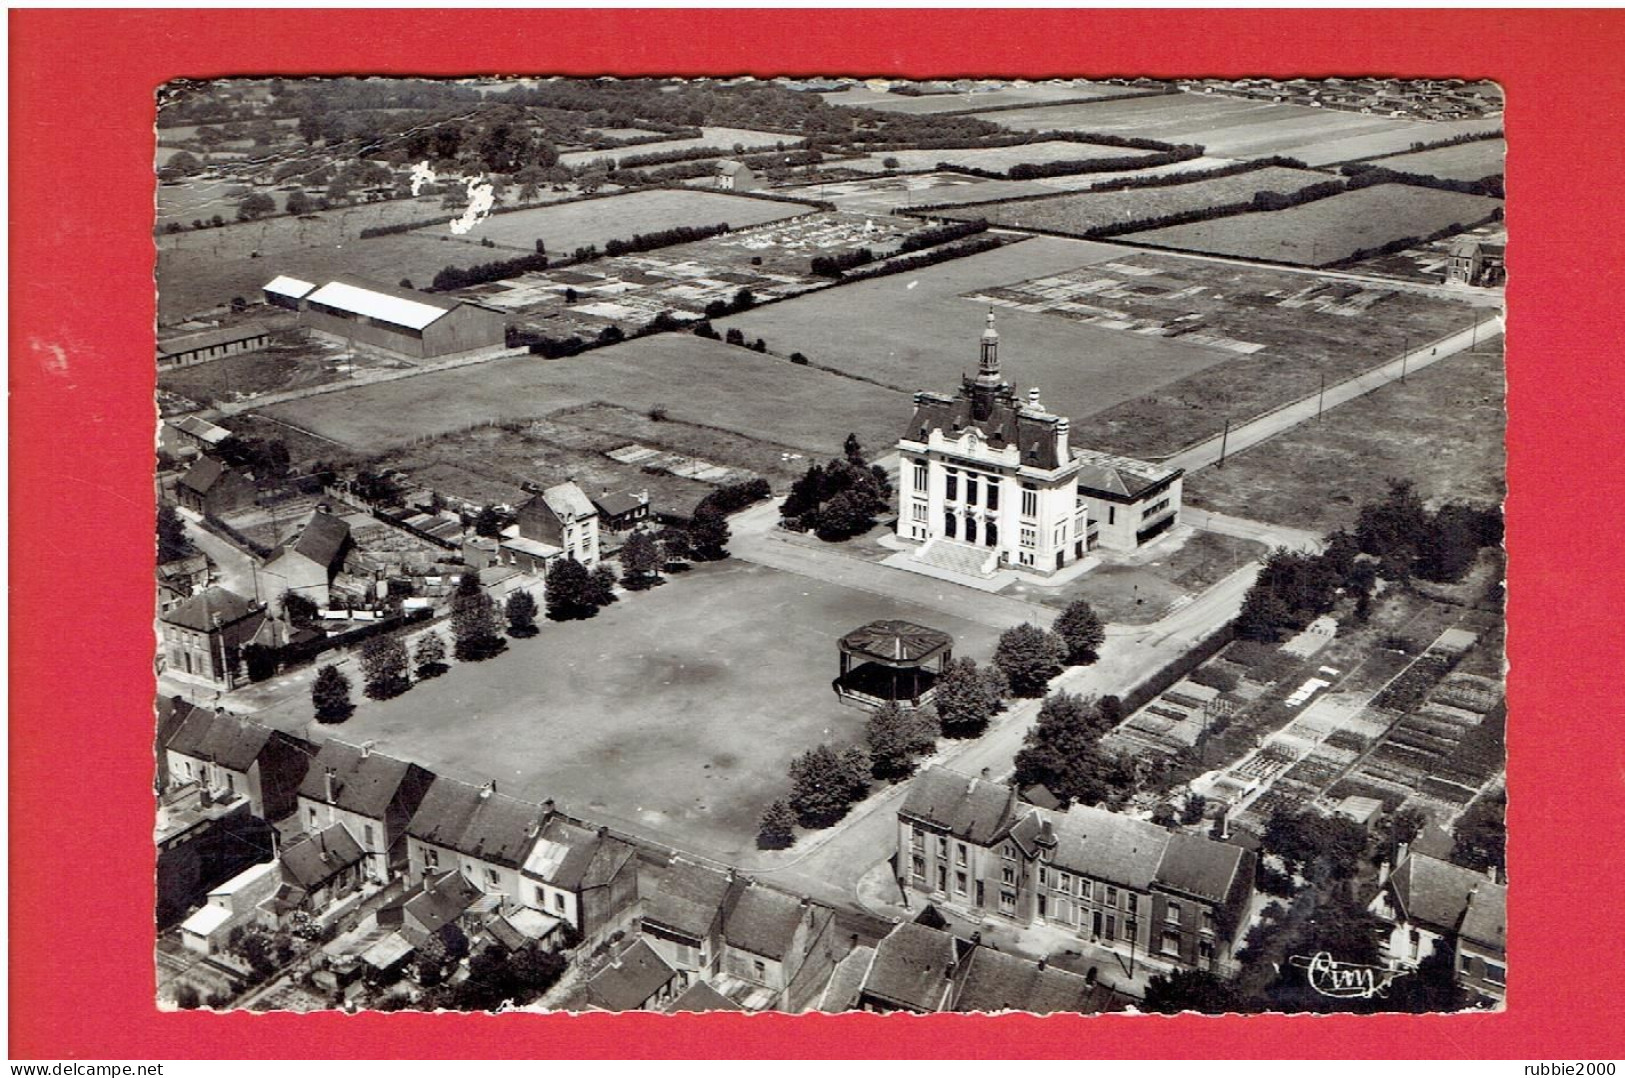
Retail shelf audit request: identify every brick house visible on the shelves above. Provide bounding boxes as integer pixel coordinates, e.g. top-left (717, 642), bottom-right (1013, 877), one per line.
top-left (504, 481), bottom-right (600, 571)
top-left (296, 741), bottom-right (436, 883)
top-left (158, 586), bottom-right (266, 691)
top-left (174, 457), bottom-right (259, 517)
top-left (163, 705), bottom-right (311, 821)
top-left (896, 766), bottom-right (1255, 975)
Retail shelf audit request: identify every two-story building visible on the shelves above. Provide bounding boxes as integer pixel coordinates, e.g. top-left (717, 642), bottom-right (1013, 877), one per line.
top-left (639, 858), bottom-right (742, 983)
top-left (520, 816), bottom-right (639, 945)
top-left (1370, 850), bottom-right (1506, 1005)
top-left (295, 741), bottom-right (436, 883)
top-left (260, 510), bottom-right (351, 608)
top-left (405, 778), bottom-right (548, 900)
top-left (501, 481), bottom-right (601, 573)
top-left (896, 766), bottom-right (1255, 975)
top-left (163, 705), bottom-right (311, 821)
top-left (158, 586), bottom-right (267, 692)
top-left (719, 883), bottom-right (826, 1001)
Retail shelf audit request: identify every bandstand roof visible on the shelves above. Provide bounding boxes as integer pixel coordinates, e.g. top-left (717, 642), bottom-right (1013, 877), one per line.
top-left (839, 620), bottom-right (953, 667)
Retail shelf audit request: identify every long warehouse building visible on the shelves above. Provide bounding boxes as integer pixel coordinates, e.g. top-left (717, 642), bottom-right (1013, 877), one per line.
top-left (263, 274), bottom-right (507, 360)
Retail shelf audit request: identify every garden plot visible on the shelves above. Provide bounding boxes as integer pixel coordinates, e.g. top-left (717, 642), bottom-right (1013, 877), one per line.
top-left (1361, 138), bottom-right (1506, 181)
top-left (823, 81), bottom-right (1130, 114)
top-left (605, 444), bottom-right (747, 485)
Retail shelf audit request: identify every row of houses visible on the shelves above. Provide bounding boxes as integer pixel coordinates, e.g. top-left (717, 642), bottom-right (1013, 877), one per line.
top-left (158, 705), bottom-right (851, 1011)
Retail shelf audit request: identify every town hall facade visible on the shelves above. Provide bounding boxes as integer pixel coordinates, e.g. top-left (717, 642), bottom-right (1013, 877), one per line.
top-left (896, 311), bottom-right (1183, 578)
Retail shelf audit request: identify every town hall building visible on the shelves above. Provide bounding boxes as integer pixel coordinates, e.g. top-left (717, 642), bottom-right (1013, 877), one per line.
top-left (896, 311), bottom-right (1182, 578)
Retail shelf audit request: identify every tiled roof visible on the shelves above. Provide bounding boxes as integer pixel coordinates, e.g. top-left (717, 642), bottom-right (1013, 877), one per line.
top-left (280, 823), bottom-right (365, 888)
top-left (723, 884), bottom-right (807, 961)
top-left (541, 481), bottom-right (596, 521)
top-left (406, 778), bottom-right (546, 869)
top-left (643, 859), bottom-right (734, 942)
top-left (903, 391), bottom-right (1066, 471)
top-left (1051, 804), bottom-right (1169, 892)
top-left (1460, 880), bottom-right (1507, 952)
top-left (591, 490), bottom-right (646, 517)
top-left (1070, 449), bottom-right (1181, 501)
top-left (1391, 853), bottom-right (1500, 938)
top-left (178, 456), bottom-right (230, 495)
top-left (272, 511), bottom-right (350, 569)
top-left (403, 871), bottom-right (483, 936)
top-left (861, 922), bottom-right (958, 1012)
top-left (951, 946), bottom-right (1099, 1015)
top-left (160, 586), bottom-right (260, 632)
top-left (666, 980), bottom-right (743, 1012)
top-left (298, 740), bottom-right (433, 819)
top-left (165, 706), bottom-right (275, 772)
top-left (1155, 832), bottom-right (1249, 904)
top-left (584, 939), bottom-right (675, 1011)
top-left (900, 766), bottom-right (1019, 846)
top-left (171, 415), bottom-right (232, 444)
top-left (521, 818), bottom-right (606, 890)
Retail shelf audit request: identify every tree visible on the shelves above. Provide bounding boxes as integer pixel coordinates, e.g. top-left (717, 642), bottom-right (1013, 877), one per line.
top-left (473, 505), bottom-right (504, 538)
top-left (284, 189), bottom-right (312, 216)
top-left (655, 525), bottom-right (691, 563)
top-left (933, 657), bottom-right (1005, 737)
top-left (450, 572), bottom-right (505, 661)
top-left (414, 630), bottom-right (448, 679)
top-left (545, 557), bottom-right (598, 621)
top-left (1053, 599), bottom-right (1106, 665)
top-left (843, 432), bottom-right (865, 464)
top-left (882, 156), bottom-right (901, 172)
top-left (157, 503), bottom-right (195, 564)
top-left (1142, 969), bottom-right (1242, 1015)
top-left (1449, 790), bottom-right (1506, 878)
top-left (756, 798), bottom-right (798, 850)
top-left (787, 744), bottom-right (871, 828)
top-left (236, 192), bottom-right (276, 222)
top-left (505, 589), bottom-right (539, 637)
top-left (865, 703), bottom-right (940, 781)
top-left (993, 623), bottom-right (1068, 697)
top-left (688, 504), bottom-right (731, 561)
top-left (159, 150), bottom-right (203, 182)
top-left (1013, 692), bottom-right (1131, 807)
top-left (1416, 502), bottom-right (1485, 583)
top-left (589, 564), bottom-right (619, 607)
top-left (1262, 808), bottom-right (1370, 878)
top-left (1355, 478), bottom-right (1429, 571)
top-left (619, 530), bottom-right (662, 588)
top-left (281, 592), bottom-right (319, 629)
top-left (360, 633), bottom-right (411, 700)
top-left (311, 664), bottom-right (352, 723)
top-left (1181, 792), bottom-right (1209, 826)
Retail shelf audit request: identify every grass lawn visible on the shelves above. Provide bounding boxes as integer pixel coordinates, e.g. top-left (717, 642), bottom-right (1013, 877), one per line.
top-left (823, 82), bottom-right (1129, 114)
top-left (249, 558), bottom-right (1000, 857)
top-left (1361, 139), bottom-right (1507, 181)
top-left (934, 166), bottom-right (1329, 236)
top-left (263, 331), bottom-right (911, 461)
top-left (835, 141), bottom-right (1158, 175)
top-left (1004, 528), bottom-right (1266, 623)
top-left (711, 236), bottom-right (1235, 431)
top-left (1183, 339), bottom-right (1505, 531)
top-left (1125, 184), bottom-right (1503, 266)
top-left (556, 126), bottom-right (792, 168)
top-left (423, 188), bottom-right (811, 256)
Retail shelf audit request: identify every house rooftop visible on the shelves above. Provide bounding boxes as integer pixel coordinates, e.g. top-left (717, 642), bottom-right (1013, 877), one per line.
top-left (270, 511), bottom-right (350, 570)
top-left (403, 871), bottom-right (483, 936)
top-left (157, 322), bottom-right (270, 357)
top-left (643, 858), bottom-right (735, 942)
top-left (666, 979), bottom-right (743, 1013)
top-left (304, 275), bottom-right (461, 331)
top-left (583, 939), bottom-right (675, 1011)
top-left (522, 817), bottom-right (631, 891)
top-left (1070, 448), bottom-right (1182, 500)
top-left (861, 921), bottom-right (958, 1012)
top-left (723, 883), bottom-right (807, 961)
top-left (280, 823), bottom-right (366, 888)
top-left (900, 765), bottom-right (1020, 847)
top-left (951, 945), bottom-right (1105, 1015)
top-left (407, 778), bottom-right (546, 869)
top-left (164, 706), bottom-right (278, 773)
top-left (1391, 852), bottom-right (1504, 942)
top-left (160, 586), bottom-right (261, 632)
top-left (1155, 831), bottom-right (1249, 904)
top-left (297, 740), bottom-right (433, 819)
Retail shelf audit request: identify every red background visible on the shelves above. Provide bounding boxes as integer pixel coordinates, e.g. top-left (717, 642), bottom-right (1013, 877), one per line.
top-left (10, 8), bottom-right (1625, 1059)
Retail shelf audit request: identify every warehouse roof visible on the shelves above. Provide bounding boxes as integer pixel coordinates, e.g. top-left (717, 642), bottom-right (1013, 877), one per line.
top-left (304, 277), bottom-right (460, 331)
top-left (264, 275), bottom-right (317, 299)
top-left (157, 323), bottom-right (270, 357)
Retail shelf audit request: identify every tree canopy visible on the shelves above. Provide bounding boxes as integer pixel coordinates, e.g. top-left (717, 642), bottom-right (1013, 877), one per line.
top-left (505, 589), bottom-right (539, 637)
top-left (360, 633), bottom-right (411, 700)
top-left (1054, 599), bottom-right (1106, 665)
top-left (451, 572), bottom-right (505, 660)
top-left (932, 657), bottom-right (1006, 738)
top-left (865, 703), bottom-right (940, 781)
top-left (544, 558), bottom-right (600, 621)
top-left (992, 623), bottom-right (1068, 697)
top-left (787, 744), bottom-right (871, 828)
top-left (1012, 692), bottom-right (1131, 807)
top-left (311, 664), bottom-right (353, 723)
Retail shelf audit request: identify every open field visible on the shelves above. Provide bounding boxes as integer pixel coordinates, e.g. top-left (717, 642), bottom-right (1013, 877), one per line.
top-left (833, 140), bottom-right (1158, 175)
top-left (1184, 340), bottom-right (1505, 531)
top-left (710, 237), bottom-right (1238, 430)
top-left (970, 93), bottom-right (1503, 166)
top-left (776, 172), bottom-right (1054, 214)
top-left (423, 188), bottom-right (813, 255)
top-left (1125, 184), bottom-right (1503, 266)
top-left (248, 557), bottom-right (1000, 857)
top-left (1361, 138), bottom-right (1507, 180)
top-left (263, 332), bottom-right (910, 461)
top-left (557, 126), bottom-right (792, 168)
top-left (822, 82), bottom-right (1132, 114)
top-left (973, 250), bottom-right (1484, 458)
top-left (932, 166), bottom-right (1331, 236)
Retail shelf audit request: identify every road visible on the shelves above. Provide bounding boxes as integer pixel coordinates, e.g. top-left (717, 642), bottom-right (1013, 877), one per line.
top-left (1163, 314), bottom-right (1504, 475)
top-left (179, 508), bottom-right (264, 602)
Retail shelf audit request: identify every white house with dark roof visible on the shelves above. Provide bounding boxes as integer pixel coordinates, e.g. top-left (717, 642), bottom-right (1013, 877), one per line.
top-left (405, 777), bottom-right (549, 898)
top-left (261, 510), bottom-right (351, 607)
top-left (520, 816), bottom-right (638, 942)
top-left (506, 480), bottom-right (600, 571)
top-left (163, 705), bottom-right (310, 821)
top-left (897, 765), bottom-right (1255, 975)
top-left (1370, 850), bottom-right (1506, 1004)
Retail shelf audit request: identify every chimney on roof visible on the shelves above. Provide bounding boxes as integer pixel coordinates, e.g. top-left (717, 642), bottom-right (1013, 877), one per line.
top-left (981, 767), bottom-right (991, 781)
top-left (360, 742), bottom-right (373, 759)
top-left (1036, 818), bottom-right (1058, 849)
top-left (1027, 386), bottom-right (1043, 412)
top-left (1037, 957), bottom-right (1047, 971)
top-left (1377, 859), bottom-right (1391, 889)
top-left (526, 818), bottom-right (542, 839)
top-left (324, 767), bottom-right (337, 803)
top-left (1396, 842), bottom-right (1410, 866)
top-left (1056, 415), bottom-right (1070, 460)
top-left (598, 825), bottom-right (609, 840)
top-left (542, 798), bottom-right (556, 817)
top-left (1485, 864), bottom-right (1498, 885)
top-left (480, 780), bottom-right (496, 799)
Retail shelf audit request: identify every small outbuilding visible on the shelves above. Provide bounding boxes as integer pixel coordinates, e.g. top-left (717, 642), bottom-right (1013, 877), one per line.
top-left (835, 619), bottom-right (954, 709)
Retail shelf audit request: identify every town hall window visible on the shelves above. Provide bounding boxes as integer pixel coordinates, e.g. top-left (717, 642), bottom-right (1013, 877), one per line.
top-left (913, 463), bottom-right (927, 492)
top-left (945, 472), bottom-right (958, 501)
top-left (965, 476), bottom-right (978, 506)
top-left (1021, 485), bottom-right (1037, 518)
top-left (985, 482), bottom-right (999, 511)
